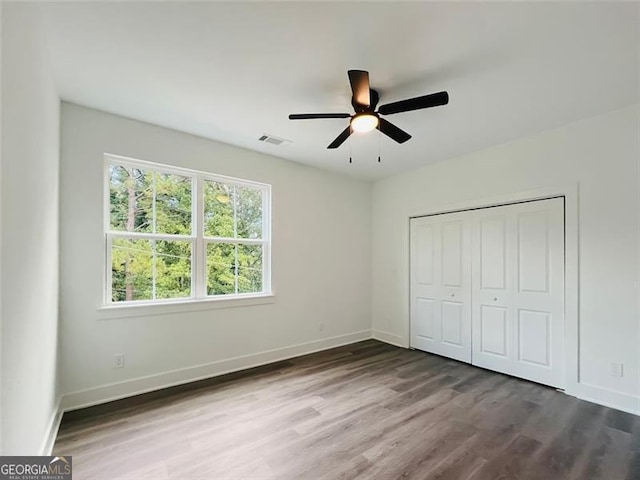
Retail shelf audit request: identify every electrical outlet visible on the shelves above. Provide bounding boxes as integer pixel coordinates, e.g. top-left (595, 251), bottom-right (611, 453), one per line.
top-left (114, 354), bottom-right (125, 369)
top-left (610, 362), bottom-right (623, 377)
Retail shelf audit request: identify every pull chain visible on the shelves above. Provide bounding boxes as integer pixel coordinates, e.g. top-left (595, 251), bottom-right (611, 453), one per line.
top-left (377, 129), bottom-right (381, 163)
top-left (349, 138), bottom-right (352, 164)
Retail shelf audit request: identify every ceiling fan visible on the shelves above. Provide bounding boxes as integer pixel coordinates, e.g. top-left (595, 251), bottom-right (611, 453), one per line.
top-left (289, 70), bottom-right (449, 149)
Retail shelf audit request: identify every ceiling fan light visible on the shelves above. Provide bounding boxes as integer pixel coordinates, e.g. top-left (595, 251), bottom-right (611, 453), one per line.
top-left (351, 114), bottom-right (378, 133)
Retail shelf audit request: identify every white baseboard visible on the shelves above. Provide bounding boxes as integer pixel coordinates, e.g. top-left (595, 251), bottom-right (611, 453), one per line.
top-left (61, 330), bottom-right (372, 412)
top-left (568, 382), bottom-right (640, 416)
top-left (372, 330), bottom-right (407, 348)
top-left (39, 397), bottom-right (63, 455)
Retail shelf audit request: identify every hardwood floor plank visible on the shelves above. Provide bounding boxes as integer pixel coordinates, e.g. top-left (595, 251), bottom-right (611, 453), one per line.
top-left (471, 434), bottom-right (542, 480)
top-left (573, 425), bottom-right (635, 480)
top-left (607, 409), bottom-right (635, 434)
top-left (527, 401), bottom-right (607, 478)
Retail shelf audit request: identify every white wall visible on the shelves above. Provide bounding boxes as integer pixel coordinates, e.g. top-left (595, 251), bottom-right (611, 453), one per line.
top-left (372, 104), bottom-right (640, 414)
top-left (1, 3), bottom-right (61, 454)
top-left (59, 103), bottom-right (372, 409)
top-left (0, 0), bottom-right (4, 456)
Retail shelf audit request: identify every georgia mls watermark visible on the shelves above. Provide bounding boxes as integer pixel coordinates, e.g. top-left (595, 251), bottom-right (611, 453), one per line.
top-left (0, 457), bottom-right (72, 480)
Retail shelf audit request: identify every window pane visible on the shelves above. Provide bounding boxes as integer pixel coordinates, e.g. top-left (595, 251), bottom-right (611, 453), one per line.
top-left (238, 244), bottom-right (263, 294)
top-left (155, 173), bottom-right (192, 235)
top-left (156, 240), bottom-right (192, 299)
top-left (204, 181), bottom-right (235, 238)
top-left (111, 238), bottom-right (153, 301)
top-left (207, 242), bottom-right (236, 295)
top-left (236, 186), bottom-right (263, 239)
top-left (109, 165), bottom-right (153, 233)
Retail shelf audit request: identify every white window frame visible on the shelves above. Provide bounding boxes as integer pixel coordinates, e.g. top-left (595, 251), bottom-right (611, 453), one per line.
top-left (103, 153), bottom-right (272, 307)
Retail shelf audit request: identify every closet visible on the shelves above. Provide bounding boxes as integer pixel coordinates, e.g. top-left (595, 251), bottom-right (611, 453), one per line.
top-left (410, 197), bottom-right (565, 388)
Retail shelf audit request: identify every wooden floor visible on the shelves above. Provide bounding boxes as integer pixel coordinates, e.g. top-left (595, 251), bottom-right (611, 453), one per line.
top-left (54, 340), bottom-right (639, 480)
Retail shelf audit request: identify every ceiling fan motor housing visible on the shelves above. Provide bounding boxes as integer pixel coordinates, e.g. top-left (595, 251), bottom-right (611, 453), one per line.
top-left (352, 88), bottom-right (379, 113)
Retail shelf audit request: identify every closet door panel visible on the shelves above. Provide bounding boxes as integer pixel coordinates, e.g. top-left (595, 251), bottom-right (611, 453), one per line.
top-left (517, 211), bottom-right (549, 293)
top-left (415, 224), bottom-right (435, 286)
top-left (479, 216), bottom-right (507, 291)
top-left (471, 198), bottom-right (564, 388)
top-left (480, 305), bottom-right (508, 357)
top-left (441, 221), bottom-right (463, 287)
top-left (410, 212), bottom-right (472, 363)
top-left (415, 298), bottom-right (438, 340)
top-left (517, 309), bottom-right (550, 367)
top-left (441, 300), bottom-right (463, 346)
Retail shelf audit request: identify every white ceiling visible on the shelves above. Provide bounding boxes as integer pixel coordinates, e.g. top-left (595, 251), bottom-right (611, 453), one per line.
top-left (39, 2), bottom-right (639, 180)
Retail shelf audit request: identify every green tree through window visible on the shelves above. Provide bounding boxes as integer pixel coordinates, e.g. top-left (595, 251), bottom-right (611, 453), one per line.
top-left (107, 157), bottom-right (269, 304)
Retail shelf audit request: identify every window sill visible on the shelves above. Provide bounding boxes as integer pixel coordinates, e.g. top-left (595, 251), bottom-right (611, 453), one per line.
top-left (97, 293), bottom-right (276, 319)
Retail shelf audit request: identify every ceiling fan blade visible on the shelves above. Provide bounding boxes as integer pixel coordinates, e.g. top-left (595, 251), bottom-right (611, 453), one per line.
top-left (378, 91), bottom-right (449, 116)
top-left (327, 126), bottom-right (352, 149)
top-left (377, 118), bottom-right (411, 144)
top-left (289, 113), bottom-right (351, 120)
top-left (348, 70), bottom-right (371, 108)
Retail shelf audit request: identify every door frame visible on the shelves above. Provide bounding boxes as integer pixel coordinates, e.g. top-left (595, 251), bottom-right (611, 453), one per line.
top-left (407, 183), bottom-right (578, 394)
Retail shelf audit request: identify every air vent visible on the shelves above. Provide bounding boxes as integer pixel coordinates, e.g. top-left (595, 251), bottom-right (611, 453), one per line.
top-left (258, 134), bottom-right (292, 147)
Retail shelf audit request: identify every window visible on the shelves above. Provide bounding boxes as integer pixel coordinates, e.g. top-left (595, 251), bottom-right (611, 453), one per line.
top-left (105, 155), bottom-right (270, 305)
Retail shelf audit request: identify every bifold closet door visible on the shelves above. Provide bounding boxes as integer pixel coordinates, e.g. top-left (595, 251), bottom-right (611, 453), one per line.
top-left (410, 211), bottom-right (472, 363)
top-left (471, 197), bottom-right (564, 388)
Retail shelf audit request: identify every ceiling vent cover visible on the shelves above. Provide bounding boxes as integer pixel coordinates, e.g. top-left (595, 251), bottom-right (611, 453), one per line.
top-left (258, 134), bottom-right (291, 147)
